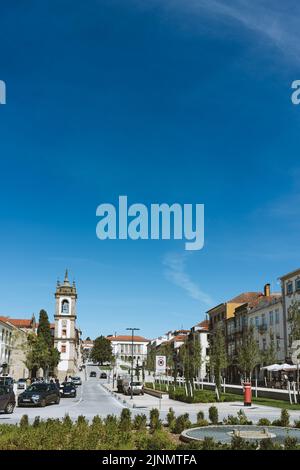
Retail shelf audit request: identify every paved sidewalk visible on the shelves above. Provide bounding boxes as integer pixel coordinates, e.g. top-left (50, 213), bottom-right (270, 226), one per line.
top-left (103, 383), bottom-right (300, 424)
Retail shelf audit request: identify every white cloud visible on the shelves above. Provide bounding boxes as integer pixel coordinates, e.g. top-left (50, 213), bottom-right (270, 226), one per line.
top-left (163, 252), bottom-right (213, 305)
top-left (135, 0), bottom-right (300, 62)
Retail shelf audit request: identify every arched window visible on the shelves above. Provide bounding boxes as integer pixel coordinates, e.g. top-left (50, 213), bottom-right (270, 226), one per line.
top-left (61, 299), bottom-right (69, 314)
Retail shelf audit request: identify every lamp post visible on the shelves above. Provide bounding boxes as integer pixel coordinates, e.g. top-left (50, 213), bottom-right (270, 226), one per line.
top-left (126, 328), bottom-right (140, 400)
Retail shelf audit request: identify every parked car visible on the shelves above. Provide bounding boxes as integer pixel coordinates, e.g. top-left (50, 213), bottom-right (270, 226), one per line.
top-left (0, 385), bottom-right (16, 413)
top-left (70, 376), bottom-right (82, 386)
top-left (0, 376), bottom-right (14, 389)
top-left (89, 371), bottom-right (97, 378)
top-left (60, 382), bottom-right (77, 398)
top-left (123, 381), bottom-right (144, 396)
top-left (17, 378), bottom-right (27, 390)
top-left (18, 382), bottom-right (60, 407)
top-left (100, 372), bottom-right (107, 379)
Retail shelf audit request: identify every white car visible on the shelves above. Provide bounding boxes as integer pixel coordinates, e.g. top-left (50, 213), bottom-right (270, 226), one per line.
top-left (123, 381), bottom-right (144, 396)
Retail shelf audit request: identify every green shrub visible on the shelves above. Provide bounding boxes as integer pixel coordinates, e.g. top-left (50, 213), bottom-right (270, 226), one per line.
top-left (119, 408), bottom-right (132, 431)
top-left (150, 408), bottom-right (162, 431)
top-left (280, 409), bottom-right (290, 427)
top-left (201, 437), bottom-right (220, 450)
top-left (146, 429), bottom-right (176, 450)
top-left (166, 407), bottom-right (176, 429)
top-left (33, 416), bottom-right (40, 427)
top-left (259, 438), bottom-right (277, 450)
top-left (62, 414), bottom-right (73, 429)
top-left (272, 419), bottom-right (281, 426)
top-left (91, 415), bottom-right (103, 427)
top-left (76, 415), bottom-right (88, 427)
top-left (294, 420), bottom-right (300, 428)
top-left (223, 414), bottom-right (239, 425)
top-left (208, 406), bottom-right (218, 424)
top-left (284, 436), bottom-right (298, 450)
top-left (173, 413), bottom-right (191, 434)
top-left (237, 409), bottom-right (252, 425)
top-left (258, 418), bottom-right (271, 427)
top-left (196, 411), bottom-right (204, 423)
top-left (133, 414), bottom-right (147, 431)
top-left (230, 435), bottom-right (256, 450)
top-left (19, 415), bottom-right (29, 428)
top-left (196, 419), bottom-right (209, 427)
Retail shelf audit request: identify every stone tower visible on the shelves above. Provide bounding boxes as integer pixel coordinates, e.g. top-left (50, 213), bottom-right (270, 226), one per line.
top-left (54, 270), bottom-right (78, 381)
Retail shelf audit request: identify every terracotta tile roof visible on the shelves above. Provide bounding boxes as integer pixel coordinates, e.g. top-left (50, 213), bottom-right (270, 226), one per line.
top-left (0, 317), bottom-right (34, 328)
top-left (107, 335), bottom-right (149, 343)
top-left (228, 292), bottom-right (263, 304)
top-left (249, 294), bottom-right (282, 312)
top-left (196, 320), bottom-right (209, 331)
top-left (170, 335), bottom-right (187, 342)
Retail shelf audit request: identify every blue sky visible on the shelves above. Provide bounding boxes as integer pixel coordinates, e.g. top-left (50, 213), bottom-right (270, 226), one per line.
top-left (0, 0), bottom-right (300, 339)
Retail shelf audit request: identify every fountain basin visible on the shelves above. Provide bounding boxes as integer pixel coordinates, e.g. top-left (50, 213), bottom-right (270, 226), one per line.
top-left (181, 425), bottom-right (300, 445)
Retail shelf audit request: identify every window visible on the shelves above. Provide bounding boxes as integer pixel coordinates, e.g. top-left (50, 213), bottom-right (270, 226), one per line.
top-left (262, 314), bottom-right (266, 326)
top-left (255, 316), bottom-right (259, 327)
top-left (62, 329), bottom-right (67, 337)
top-left (61, 345), bottom-right (66, 353)
top-left (287, 282), bottom-right (293, 295)
top-left (296, 278), bottom-right (300, 291)
top-left (262, 338), bottom-right (266, 351)
top-left (275, 309), bottom-right (280, 324)
top-left (276, 339), bottom-right (281, 351)
top-left (61, 299), bottom-right (69, 313)
top-left (269, 311), bottom-right (273, 325)
top-left (250, 318), bottom-right (254, 327)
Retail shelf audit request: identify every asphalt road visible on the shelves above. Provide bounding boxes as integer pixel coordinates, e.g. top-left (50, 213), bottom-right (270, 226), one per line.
top-left (0, 365), bottom-right (124, 425)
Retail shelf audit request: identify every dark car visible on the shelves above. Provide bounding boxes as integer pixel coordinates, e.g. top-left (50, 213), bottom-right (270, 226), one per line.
top-left (0, 376), bottom-right (14, 389)
top-left (89, 371), bottom-right (97, 378)
top-left (100, 372), bottom-right (107, 379)
top-left (60, 382), bottom-right (77, 398)
top-left (18, 382), bottom-right (60, 407)
top-left (0, 385), bottom-right (16, 414)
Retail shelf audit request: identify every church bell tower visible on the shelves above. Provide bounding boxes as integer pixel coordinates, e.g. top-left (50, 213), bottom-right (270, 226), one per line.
top-left (54, 270), bottom-right (78, 380)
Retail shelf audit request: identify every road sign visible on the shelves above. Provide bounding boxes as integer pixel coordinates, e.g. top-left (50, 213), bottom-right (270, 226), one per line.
top-left (155, 355), bottom-right (166, 374)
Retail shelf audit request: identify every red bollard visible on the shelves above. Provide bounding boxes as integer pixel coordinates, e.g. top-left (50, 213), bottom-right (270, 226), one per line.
top-left (243, 381), bottom-right (252, 406)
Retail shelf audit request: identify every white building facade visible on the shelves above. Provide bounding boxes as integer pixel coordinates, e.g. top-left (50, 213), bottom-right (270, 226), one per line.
top-left (191, 320), bottom-right (209, 379)
top-left (280, 268), bottom-right (300, 360)
top-left (247, 294), bottom-right (285, 363)
top-left (107, 335), bottom-right (149, 367)
top-left (0, 319), bottom-right (13, 374)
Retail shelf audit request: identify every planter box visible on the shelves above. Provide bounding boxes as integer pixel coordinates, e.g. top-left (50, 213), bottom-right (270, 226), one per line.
top-left (144, 387), bottom-right (169, 399)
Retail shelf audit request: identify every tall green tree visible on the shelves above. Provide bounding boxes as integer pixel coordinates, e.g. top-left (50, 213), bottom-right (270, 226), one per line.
top-left (90, 336), bottom-right (113, 365)
top-left (24, 310), bottom-right (60, 378)
top-left (209, 324), bottom-right (227, 397)
top-left (237, 326), bottom-right (260, 381)
top-left (179, 333), bottom-right (202, 385)
top-left (146, 347), bottom-right (155, 373)
top-left (37, 309), bottom-right (52, 348)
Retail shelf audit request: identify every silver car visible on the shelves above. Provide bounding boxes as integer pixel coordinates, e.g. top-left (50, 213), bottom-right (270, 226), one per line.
top-left (71, 376), bottom-right (82, 386)
top-left (124, 381), bottom-right (144, 396)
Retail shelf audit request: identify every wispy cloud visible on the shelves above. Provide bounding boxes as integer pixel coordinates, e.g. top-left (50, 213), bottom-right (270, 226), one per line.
top-left (138, 0), bottom-right (300, 62)
top-left (163, 252), bottom-right (213, 306)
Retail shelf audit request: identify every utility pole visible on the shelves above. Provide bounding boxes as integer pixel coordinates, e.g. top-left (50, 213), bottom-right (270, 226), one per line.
top-left (126, 327), bottom-right (140, 400)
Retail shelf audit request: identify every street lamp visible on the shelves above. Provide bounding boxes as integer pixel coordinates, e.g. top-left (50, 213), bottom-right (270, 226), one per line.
top-left (126, 327), bottom-right (140, 400)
